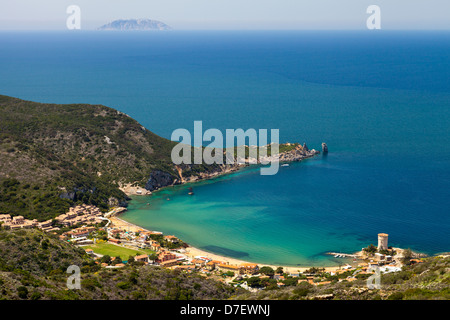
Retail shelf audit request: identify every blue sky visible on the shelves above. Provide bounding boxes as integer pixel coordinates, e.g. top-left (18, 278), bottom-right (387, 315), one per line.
top-left (0, 0), bottom-right (449, 30)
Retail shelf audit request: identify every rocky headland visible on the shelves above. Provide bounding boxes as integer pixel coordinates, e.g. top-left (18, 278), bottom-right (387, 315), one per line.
top-left (0, 94), bottom-right (323, 217)
top-left (138, 143), bottom-right (321, 195)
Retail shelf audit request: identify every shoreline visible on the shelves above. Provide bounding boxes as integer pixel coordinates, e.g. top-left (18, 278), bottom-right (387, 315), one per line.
top-left (112, 151), bottom-right (392, 273)
top-left (120, 144), bottom-right (321, 196)
top-left (110, 213), bottom-right (356, 273)
top-left (183, 245), bottom-right (347, 274)
top-left (121, 163), bottom-right (249, 196)
top-left (114, 154), bottom-right (365, 273)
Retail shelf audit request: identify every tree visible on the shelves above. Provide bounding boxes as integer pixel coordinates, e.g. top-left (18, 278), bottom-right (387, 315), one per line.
top-left (112, 256), bottom-right (122, 264)
top-left (100, 255), bottom-right (111, 264)
top-left (17, 286), bottom-right (29, 299)
top-left (401, 249), bottom-right (413, 265)
top-left (282, 277), bottom-right (298, 286)
top-left (363, 244), bottom-right (377, 254)
top-left (259, 266), bottom-right (275, 277)
top-left (263, 279), bottom-right (279, 290)
top-left (305, 267), bottom-right (325, 274)
top-left (149, 253), bottom-right (158, 262)
top-left (247, 277), bottom-right (261, 288)
top-left (222, 271), bottom-right (234, 277)
top-left (276, 267), bottom-right (284, 275)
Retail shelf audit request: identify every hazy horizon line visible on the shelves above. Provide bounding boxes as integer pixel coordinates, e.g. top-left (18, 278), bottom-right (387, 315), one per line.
top-left (1, 28), bottom-right (449, 32)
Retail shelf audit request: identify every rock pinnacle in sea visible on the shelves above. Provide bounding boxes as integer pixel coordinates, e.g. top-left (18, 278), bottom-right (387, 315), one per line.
top-left (322, 142), bottom-right (328, 153)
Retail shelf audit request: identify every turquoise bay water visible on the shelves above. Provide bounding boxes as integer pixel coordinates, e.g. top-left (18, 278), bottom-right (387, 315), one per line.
top-left (0, 31), bottom-right (449, 266)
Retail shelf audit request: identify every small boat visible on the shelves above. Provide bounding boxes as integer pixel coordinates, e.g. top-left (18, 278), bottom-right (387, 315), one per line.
top-left (166, 198), bottom-right (170, 201)
top-left (188, 187), bottom-right (194, 195)
top-left (281, 163), bottom-right (289, 167)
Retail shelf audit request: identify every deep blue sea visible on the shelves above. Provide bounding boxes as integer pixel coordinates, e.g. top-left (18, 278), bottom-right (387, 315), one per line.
top-left (1, 31), bottom-right (449, 266)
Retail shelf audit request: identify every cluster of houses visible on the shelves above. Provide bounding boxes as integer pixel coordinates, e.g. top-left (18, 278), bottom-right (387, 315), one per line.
top-left (2, 209), bottom-right (417, 289)
top-left (83, 223), bottom-right (260, 274)
top-left (41, 204), bottom-right (104, 232)
top-left (102, 226), bottom-right (186, 266)
top-left (107, 228), bottom-right (165, 247)
top-left (171, 257), bottom-right (260, 276)
top-left (73, 224), bottom-right (408, 287)
top-left (0, 204), bottom-right (105, 233)
top-left (55, 205), bottom-right (104, 227)
top-left (97, 223), bottom-right (264, 274)
top-left (0, 214), bottom-right (39, 230)
top-left (60, 226), bottom-right (97, 245)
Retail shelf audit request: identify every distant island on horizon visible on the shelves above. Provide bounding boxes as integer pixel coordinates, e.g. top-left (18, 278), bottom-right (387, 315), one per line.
top-left (98, 18), bottom-right (172, 31)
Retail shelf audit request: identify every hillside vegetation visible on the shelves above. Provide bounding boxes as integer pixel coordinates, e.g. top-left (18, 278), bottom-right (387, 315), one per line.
top-left (234, 256), bottom-right (450, 300)
top-left (0, 228), bottom-right (448, 300)
top-left (0, 95), bottom-right (305, 221)
top-left (0, 95), bottom-right (178, 220)
top-left (0, 228), bottom-right (242, 300)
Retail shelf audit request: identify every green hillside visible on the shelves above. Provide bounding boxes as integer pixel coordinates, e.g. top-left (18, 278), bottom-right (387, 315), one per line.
top-left (234, 256), bottom-right (450, 300)
top-left (0, 228), bottom-right (241, 300)
top-left (0, 95), bottom-right (299, 221)
top-left (0, 95), bottom-right (178, 220)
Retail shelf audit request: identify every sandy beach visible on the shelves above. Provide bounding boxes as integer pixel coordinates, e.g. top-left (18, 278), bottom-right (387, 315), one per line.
top-left (110, 159), bottom-right (354, 274)
top-left (183, 245), bottom-right (343, 274)
top-left (119, 183), bottom-right (152, 196)
top-left (109, 214), bottom-right (347, 274)
top-left (110, 216), bottom-right (152, 233)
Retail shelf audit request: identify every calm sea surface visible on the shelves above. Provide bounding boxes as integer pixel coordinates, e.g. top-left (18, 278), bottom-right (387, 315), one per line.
top-left (1, 31), bottom-right (449, 266)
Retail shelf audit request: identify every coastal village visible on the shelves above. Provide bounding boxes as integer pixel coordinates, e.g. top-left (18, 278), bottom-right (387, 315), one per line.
top-left (0, 205), bottom-right (104, 232)
top-left (0, 202), bottom-right (427, 295)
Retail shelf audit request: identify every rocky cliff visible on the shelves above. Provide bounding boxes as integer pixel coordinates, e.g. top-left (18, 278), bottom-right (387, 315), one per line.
top-left (142, 144), bottom-right (321, 193)
top-left (145, 170), bottom-right (177, 191)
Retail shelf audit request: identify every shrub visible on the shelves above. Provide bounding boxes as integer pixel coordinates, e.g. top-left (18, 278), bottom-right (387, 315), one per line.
top-left (30, 291), bottom-right (42, 300)
top-left (293, 287), bottom-right (309, 297)
top-left (17, 286), bottom-right (29, 299)
top-left (81, 277), bottom-right (100, 291)
top-left (387, 292), bottom-right (404, 300)
top-left (117, 281), bottom-right (131, 290)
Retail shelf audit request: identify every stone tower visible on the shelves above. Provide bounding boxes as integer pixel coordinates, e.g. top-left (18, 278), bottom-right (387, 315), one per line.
top-left (377, 233), bottom-right (389, 251)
